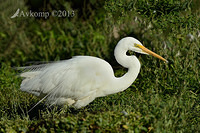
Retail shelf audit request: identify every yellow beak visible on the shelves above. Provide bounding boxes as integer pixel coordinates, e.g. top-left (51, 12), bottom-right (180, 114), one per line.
top-left (137, 44), bottom-right (168, 63)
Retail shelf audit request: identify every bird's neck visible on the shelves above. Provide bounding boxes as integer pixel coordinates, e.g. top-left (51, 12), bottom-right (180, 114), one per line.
top-left (112, 45), bottom-right (141, 93)
top-left (114, 60), bottom-right (140, 92)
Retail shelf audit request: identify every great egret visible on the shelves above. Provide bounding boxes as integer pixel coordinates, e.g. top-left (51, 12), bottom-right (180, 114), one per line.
top-left (20, 37), bottom-right (167, 109)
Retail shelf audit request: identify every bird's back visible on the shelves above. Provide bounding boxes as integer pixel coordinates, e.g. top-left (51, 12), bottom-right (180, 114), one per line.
top-left (20, 56), bottom-right (115, 105)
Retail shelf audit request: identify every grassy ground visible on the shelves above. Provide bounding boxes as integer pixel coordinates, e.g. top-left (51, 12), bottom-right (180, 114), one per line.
top-left (0, 0), bottom-right (199, 132)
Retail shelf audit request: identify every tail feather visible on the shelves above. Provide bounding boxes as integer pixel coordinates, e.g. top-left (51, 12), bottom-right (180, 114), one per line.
top-left (20, 71), bottom-right (41, 78)
top-left (20, 71), bottom-right (42, 96)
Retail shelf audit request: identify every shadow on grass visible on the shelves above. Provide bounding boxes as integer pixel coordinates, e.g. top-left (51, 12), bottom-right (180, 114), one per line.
top-left (17, 102), bottom-right (95, 120)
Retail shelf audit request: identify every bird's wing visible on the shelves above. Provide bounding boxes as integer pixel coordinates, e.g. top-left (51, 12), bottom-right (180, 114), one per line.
top-left (20, 56), bottom-right (114, 101)
top-left (20, 59), bottom-right (77, 97)
top-left (45, 56), bottom-right (114, 100)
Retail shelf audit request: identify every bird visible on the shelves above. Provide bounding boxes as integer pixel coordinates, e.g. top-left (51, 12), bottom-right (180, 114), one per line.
top-left (19, 37), bottom-right (167, 109)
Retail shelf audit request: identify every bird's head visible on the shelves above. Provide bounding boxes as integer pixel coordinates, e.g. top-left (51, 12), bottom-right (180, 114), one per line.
top-left (123, 37), bottom-right (168, 62)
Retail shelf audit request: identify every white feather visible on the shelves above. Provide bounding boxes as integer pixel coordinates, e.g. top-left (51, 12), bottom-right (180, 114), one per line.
top-left (19, 37), bottom-right (167, 109)
top-left (20, 56), bottom-right (116, 108)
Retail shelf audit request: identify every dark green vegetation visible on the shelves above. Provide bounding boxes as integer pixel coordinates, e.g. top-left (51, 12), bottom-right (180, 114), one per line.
top-left (0, 0), bottom-right (199, 132)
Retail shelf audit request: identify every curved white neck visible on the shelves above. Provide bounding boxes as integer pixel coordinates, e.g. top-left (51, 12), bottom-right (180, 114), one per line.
top-left (110, 43), bottom-right (141, 94)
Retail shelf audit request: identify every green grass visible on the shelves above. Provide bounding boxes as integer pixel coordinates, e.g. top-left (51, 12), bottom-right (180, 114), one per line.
top-left (0, 0), bottom-right (200, 132)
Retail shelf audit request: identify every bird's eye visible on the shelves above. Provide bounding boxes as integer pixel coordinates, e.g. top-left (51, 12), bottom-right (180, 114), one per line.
top-left (134, 43), bottom-right (140, 48)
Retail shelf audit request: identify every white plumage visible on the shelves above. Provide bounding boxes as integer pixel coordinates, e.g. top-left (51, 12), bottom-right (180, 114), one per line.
top-left (20, 37), bottom-right (167, 109)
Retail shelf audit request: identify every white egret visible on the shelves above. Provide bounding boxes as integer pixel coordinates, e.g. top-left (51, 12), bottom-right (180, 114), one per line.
top-left (20, 37), bottom-right (167, 109)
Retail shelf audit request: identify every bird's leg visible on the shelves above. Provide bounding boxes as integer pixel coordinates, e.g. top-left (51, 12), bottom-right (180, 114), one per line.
top-left (53, 97), bottom-right (75, 106)
top-left (73, 96), bottom-right (95, 109)
top-left (66, 98), bottom-right (76, 106)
